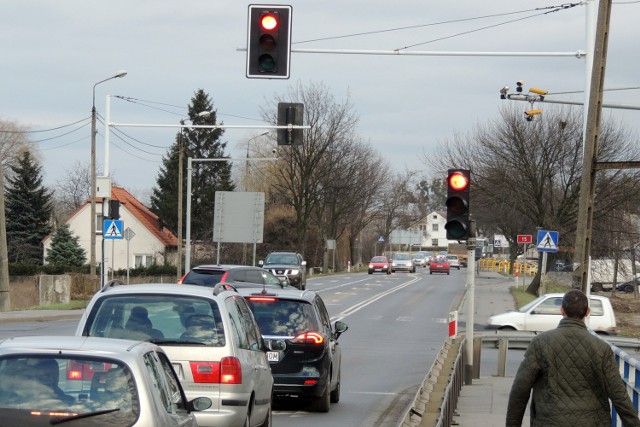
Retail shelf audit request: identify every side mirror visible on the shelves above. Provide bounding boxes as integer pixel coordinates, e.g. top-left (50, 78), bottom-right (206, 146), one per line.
top-left (301, 260), bottom-right (307, 267)
top-left (188, 396), bottom-right (213, 412)
top-left (258, 260), bottom-right (264, 266)
top-left (334, 320), bottom-right (348, 339)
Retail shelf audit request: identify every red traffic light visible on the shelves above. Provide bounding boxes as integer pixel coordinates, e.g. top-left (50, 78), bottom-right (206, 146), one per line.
top-left (448, 171), bottom-right (469, 191)
top-left (260, 14), bottom-right (278, 31)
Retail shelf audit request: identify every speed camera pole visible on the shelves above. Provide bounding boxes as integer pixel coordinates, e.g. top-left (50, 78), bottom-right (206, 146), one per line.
top-left (465, 221), bottom-right (476, 385)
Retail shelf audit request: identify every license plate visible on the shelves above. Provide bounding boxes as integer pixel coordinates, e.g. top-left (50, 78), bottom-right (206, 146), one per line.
top-left (267, 351), bottom-right (280, 362)
top-left (374, 268), bottom-right (381, 271)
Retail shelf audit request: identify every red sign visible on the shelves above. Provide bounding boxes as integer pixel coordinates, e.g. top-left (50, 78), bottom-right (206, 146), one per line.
top-left (517, 234), bottom-right (533, 244)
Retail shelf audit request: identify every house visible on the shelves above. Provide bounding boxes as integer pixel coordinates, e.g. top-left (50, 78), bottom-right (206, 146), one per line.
top-left (43, 186), bottom-right (177, 271)
top-left (390, 211), bottom-right (449, 250)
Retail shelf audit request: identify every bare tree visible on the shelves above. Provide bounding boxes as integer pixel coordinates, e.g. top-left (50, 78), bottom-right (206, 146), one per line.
top-left (53, 160), bottom-right (91, 222)
top-left (427, 105), bottom-right (640, 294)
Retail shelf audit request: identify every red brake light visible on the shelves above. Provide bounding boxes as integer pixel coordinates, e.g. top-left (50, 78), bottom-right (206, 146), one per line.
top-left (220, 272), bottom-right (229, 283)
top-left (178, 272), bottom-right (188, 284)
top-left (248, 296), bottom-right (278, 302)
top-left (220, 357), bottom-right (242, 384)
top-left (293, 331), bottom-right (324, 344)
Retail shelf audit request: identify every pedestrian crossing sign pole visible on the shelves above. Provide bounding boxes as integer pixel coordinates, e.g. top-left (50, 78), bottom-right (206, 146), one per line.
top-left (536, 229), bottom-right (559, 295)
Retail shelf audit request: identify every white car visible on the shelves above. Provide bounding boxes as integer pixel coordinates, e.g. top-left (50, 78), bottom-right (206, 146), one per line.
top-left (486, 293), bottom-right (617, 334)
top-left (446, 255), bottom-right (461, 270)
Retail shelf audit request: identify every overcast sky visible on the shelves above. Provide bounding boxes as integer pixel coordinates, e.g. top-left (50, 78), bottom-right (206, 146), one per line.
top-left (2, 1), bottom-right (639, 202)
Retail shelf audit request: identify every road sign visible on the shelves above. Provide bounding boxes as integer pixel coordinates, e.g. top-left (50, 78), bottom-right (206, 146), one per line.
top-left (103, 219), bottom-right (124, 240)
top-left (536, 230), bottom-right (559, 253)
top-left (517, 234), bottom-right (533, 244)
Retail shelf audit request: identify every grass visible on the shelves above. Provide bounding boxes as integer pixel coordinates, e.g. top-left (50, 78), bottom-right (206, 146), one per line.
top-left (509, 280), bottom-right (571, 309)
top-left (24, 300), bottom-right (89, 311)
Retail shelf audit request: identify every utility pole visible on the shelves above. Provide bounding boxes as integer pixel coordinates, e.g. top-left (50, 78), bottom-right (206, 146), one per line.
top-left (0, 164), bottom-right (10, 311)
top-left (574, 0), bottom-right (613, 292)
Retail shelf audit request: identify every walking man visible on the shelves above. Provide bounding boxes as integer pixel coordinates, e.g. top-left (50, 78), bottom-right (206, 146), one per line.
top-left (506, 289), bottom-right (640, 426)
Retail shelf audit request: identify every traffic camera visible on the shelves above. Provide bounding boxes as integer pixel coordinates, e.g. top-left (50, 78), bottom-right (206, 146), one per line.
top-left (524, 109), bottom-right (542, 121)
top-left (445, 169), bottom-right (471, 240)
top-left (246, 5), bottom-right (292, 79)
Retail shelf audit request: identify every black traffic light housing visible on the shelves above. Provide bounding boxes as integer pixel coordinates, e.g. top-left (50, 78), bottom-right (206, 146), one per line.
top-left (277, 102), bottom-right (303, 145)
top-left (445, 169), bottom-right (471, 240)
top-left (108, 200), bottom-right (121, 219)
top-left (246, 4), bottom-right (292, 79)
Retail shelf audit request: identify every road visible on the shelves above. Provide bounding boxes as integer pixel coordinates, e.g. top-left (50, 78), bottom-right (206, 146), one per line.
top-left (0, 267), bottom-right (467, 427)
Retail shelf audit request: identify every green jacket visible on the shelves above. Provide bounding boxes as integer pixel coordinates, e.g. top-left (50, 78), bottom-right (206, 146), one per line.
top-left (506, 318), bottom-right (640, 427)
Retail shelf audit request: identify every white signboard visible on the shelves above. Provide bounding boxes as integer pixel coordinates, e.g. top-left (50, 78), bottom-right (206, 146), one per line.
top-left (213, 191), bottom-right (265, 244)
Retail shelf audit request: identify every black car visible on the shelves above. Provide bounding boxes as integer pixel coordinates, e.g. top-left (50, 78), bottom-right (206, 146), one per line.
top-left (260, 251), bottom-right (307, 290)
top-left (617, 278), bottom-right (640, 293)
top-left (179, 264), bottom-right (289, 288)
top-left (238, 288), bottom-right (348, 412)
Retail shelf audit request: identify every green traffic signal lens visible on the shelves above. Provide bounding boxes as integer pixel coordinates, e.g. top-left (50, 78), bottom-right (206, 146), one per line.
top-left (258, 54), bottom-right (276, 71)
top-left (446, 221), bottom-right (467, 239)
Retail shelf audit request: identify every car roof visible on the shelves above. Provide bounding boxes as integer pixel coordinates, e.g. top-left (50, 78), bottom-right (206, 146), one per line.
top-left (540, 293), bottom-right (609, 301)
top-left (236, 287), bottom-right (316, 302)
top-left (189, 264), bottom-right (261, 271)
top-left (0, 335), bottom-right (155, 357)
top-left (95, 283), bottom-right (236, 299)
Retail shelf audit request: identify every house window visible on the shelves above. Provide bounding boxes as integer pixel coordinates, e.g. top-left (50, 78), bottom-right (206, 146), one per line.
top-left (432, 224), bottom-right (439, 232)
top-left (97, 213), bottom-right (104, 233)
top-left (432, 239), bottom-right (438, 246)
top-left (432, 215), bottom-right (437, 219)
top-left (135, 254), bottom-right (154, 267)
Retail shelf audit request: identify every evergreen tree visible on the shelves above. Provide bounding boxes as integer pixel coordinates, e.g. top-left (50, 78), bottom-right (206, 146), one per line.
top-left (5, 150), bottom-right (53, 264)
top-left (46, 223), bottom-right (86, 267)
top-left (150, 89), bottom-right (235, 241)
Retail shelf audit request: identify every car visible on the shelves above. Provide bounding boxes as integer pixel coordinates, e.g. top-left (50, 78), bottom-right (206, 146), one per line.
top-left (412, 252), bottom-right (429, 268)
top-left (260, 251), bottom-right (307, 290)
top-left (446, 255), bottom-right (461, 270)
top-left (76, 283), bottom-right (274, 427)
top-left (429, 257), bottom-right (450, 275)
top-left (368, 255), bottom-right (391, 274)
top-left (617, 278), bottom-right (640, 293)
top-left (391, 253), bottom-right (416, 273)
top-left (179, 264), bottom-right (290, 288)
top-left (486, 293), bottom-right (617, 334)
top-left (237, 287), bottom-right (348, 413)
top-left (0, 335), bottom-right (212, 427)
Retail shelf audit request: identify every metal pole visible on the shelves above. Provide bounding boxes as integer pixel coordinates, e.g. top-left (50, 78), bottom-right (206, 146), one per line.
top-left (465, 244), bottom-right (476, 385)
top-left (185, 157), bottom-right (193, 273)
top-left (177, 121), bottom-right (184, 280)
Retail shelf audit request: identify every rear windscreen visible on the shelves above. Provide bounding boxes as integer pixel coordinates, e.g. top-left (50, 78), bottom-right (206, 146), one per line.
top-left (182, 269), bottom-right (225, 286)
top-left (246, 299), bottom-right (319, 337)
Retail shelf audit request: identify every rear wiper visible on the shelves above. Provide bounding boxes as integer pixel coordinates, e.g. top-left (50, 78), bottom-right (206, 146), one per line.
top-left (50, 408), bottom-right (120, 425)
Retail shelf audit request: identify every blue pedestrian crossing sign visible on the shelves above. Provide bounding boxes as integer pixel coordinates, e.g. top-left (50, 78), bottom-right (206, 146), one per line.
top-left (537, 230), bottom-right (559, 253)
top-left (103, 219), bottom-right (124, 240)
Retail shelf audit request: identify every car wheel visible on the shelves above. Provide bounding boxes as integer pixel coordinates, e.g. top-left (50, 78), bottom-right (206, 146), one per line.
top-left (386, 270), bottom-right (391, 275)
top-left (591, 282), bottom-right (603, 292)
top-left (447, 271), bottom-right (450, 275)
top-left (310, 382), bottom-right (331, 412)
top-left (330, 370), bottom-right (341, 403)
top-left (429, 271), bottom-right (433, 275)
top-left (368, 270), bottom-right (372, 274)
top-left (623, 285), bottom-right (634, 293)
top-left (259, 405), bottom-right (272, 427)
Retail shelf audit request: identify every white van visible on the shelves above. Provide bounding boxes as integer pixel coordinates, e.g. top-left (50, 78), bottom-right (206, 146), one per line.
top-left (486, 293), bottom-right (617, 334)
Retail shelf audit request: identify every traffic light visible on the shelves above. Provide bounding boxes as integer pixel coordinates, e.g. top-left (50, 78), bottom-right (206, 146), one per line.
top-left (277, 102), bottom-right (303, 145)
top-left (445, 169), bottom-right (471, 240)
top-left (246, 5), bottom-right (292, 79)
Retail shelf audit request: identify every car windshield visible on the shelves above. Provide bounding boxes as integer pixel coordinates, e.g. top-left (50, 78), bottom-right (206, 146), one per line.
top-left (0, 355), bottom-right (138, 426)
top-left (371, 257), bottom-right (387, 263)
top-left (245, 298), bottom-right (320, 337)
top-left (182, 268), bottom-right (225, 286)
top-left (85, 295), bottom-right (226, 346)
top-left (394, 254), bottom-right (411, 260)
top-left (265, 254), bottom-right (298, 265)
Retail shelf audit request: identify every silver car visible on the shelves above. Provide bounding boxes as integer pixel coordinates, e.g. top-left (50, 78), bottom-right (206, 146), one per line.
top-left (0, 336), bottom-right (211, 427)
top-left (76, 284), bottom-right (273, 427)
top-left (391, 253), bottom-right (416, 273)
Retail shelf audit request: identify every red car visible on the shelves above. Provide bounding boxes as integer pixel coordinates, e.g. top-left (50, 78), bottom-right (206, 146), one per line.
top-left (429, 257), bottom-right (450, 275)
top-left (368, 256), bottom-right (391, 275)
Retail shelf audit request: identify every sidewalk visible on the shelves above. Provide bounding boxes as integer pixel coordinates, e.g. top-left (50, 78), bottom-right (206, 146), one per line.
top-left (453, 270), bottom-right (530, 426)
top-left (0, 309), bottom-right (84, 323)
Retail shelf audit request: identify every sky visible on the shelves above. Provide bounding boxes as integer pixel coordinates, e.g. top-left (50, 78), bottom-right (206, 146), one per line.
top-left (1, 1), bottom-right (639, 204)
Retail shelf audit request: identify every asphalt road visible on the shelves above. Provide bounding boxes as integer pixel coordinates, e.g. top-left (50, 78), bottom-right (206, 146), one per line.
top-left (0, 267), bottom-right (468, 427)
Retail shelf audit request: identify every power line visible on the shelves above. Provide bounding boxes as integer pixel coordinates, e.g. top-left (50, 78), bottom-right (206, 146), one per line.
top-left (1, 117), bottom-right (91, 134)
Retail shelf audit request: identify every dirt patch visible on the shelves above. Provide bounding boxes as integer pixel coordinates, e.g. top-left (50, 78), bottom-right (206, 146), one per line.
top-left (600, 292), bottom-right (640, 337)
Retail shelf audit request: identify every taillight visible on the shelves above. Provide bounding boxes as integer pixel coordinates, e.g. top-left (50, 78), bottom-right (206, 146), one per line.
top-left (292, 331), bottom-right (324, 344)
top-left (220, 272), bottom-right (229, 283)
top-left (220, 357), bottom-right (242, 384)
top-left (190, 357), bottom-right (242, 384)
top-left (178, 272), bottom-right (189, 284)
top-left (248, 296), bottom-right (278, 302)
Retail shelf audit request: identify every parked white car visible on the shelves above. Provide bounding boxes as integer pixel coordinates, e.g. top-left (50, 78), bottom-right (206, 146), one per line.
top-left (446, 255), bottom-right (461, 270)
top-left (486, 293), bottom-right (617, 334)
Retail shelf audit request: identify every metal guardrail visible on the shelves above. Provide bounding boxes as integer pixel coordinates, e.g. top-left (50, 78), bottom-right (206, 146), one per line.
top-left (400, 331), bottom-right (640, 427)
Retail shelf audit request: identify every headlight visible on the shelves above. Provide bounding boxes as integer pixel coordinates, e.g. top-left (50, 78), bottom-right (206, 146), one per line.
top-left (290, 269), bottom-right (299, 275)
top-left (369, 264), bottom-right (374, 268)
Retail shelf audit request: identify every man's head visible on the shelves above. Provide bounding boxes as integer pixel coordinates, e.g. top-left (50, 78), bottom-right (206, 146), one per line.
top-left (561, 289), bottom-right (589, 319)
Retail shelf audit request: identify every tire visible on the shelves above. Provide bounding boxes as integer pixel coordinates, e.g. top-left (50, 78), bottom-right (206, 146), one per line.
top-left (330, 370), bottom-right (341, 403)
top-left (430, 271), bottom-right (433, 275)
top-left (310, 382), bottom-right (330, 412)
top-left (623, 285), bottom-right (634, 294)
top-left (591, 282), bottom-right (604, 292)
top-left (386, 269), bottom-right (391, 275)
top-left (368, 270), bottom-right (372, 274)
top-left (447, 271), bottom-right (450, 275)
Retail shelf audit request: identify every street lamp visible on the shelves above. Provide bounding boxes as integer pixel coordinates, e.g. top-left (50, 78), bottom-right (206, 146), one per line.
top-left (244, 132), bottom-right (269, 191)
top-left (177, 111), bottom-right (211, 280)
top-left (90, 70), bottom-right (127, 280)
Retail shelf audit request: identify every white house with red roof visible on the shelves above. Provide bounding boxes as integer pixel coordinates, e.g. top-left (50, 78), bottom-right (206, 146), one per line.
top-left (43, 186), bottom-right (178, 271)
